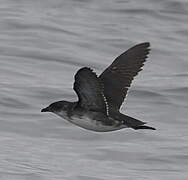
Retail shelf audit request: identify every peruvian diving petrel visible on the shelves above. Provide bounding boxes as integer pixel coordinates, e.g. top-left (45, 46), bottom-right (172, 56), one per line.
top-left (41, 42), bottom-right (156, 132)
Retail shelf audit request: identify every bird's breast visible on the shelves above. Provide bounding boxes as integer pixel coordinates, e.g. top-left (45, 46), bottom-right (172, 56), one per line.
top-left (56, 110), bottom-right (126, 132)
top-left (68, 114), bottom-right (125, 132)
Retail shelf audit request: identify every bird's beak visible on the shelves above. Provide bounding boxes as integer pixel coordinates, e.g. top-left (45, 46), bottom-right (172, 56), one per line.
top-left (41, 107), bottom-right (50, 112)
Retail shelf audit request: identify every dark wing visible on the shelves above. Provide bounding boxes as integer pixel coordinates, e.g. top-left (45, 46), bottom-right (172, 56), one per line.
top-left (99, 42), bottom-right (150, 111)
top-left (73, 67), bottom-right (107, 114)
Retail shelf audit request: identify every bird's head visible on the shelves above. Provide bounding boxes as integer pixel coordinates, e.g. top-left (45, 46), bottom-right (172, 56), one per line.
top-left (41, 101), bottom-right (70, 114)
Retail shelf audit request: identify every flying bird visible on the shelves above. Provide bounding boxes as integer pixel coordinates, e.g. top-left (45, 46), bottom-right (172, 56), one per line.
top-left (41, 42), bottom-right (156, 132)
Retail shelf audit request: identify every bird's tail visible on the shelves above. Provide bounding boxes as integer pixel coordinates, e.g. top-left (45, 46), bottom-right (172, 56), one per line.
top-left (122, 114), bottom-right (156, 130)
top-left (132, 125), bottom-right (156, 130)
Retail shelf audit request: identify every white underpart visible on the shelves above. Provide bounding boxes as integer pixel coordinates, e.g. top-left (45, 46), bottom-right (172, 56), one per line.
top-left (55, 111), bottom-right (126, 132)
top-left (70, 115), bottom-right (125, 132)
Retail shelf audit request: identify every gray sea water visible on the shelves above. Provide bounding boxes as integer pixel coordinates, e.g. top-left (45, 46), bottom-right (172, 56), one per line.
top-left (0, 0), bottom-right (188, 179)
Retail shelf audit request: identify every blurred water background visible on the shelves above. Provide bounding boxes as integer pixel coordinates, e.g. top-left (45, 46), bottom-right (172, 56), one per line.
top-left (0, 0), bottom-right (188, 179)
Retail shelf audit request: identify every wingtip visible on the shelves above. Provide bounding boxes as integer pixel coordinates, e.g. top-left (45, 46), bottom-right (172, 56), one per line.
top-left (141, 42), bottom-right (150, 47)
top-left (75, 67), bottom-right (94, 76)
top-left (79, 67), bottom-right (92, 71)
top-left (141, 42), bottom-right (151, 55)
top-left (75, 67), bottom-right (98, 82)
top-left (135, 42), bottom-right (151, 50)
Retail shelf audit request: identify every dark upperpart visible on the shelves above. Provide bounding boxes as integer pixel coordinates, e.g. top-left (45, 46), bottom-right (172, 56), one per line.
top-left (41, 42), bottom-right (156, 131)
top-left (41, 101), bottom-right (72, 113)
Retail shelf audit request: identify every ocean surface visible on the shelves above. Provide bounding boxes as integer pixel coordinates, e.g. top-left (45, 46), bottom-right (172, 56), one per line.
top-left (0, 0), bottom-right (188, 179)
